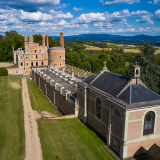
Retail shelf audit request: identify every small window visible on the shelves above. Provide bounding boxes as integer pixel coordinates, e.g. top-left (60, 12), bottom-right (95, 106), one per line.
top-left (113, 138), bottom-right (118, 151)
top-left (31, 62), bottom-right (33, 66)
top-left (59, 56), bottom-right (61, 60)
top-left (36, 55), bottom-right (38, 59)
top-left (143, 111), bottom-right (155, 135)
top-left (26, 56), bottom-right (28, 59)
top-left (60, 63), bottom-right (62, 66)
top-left (136, 69), bottom-right (138, 75)
top-left (114, 109), bottom-right (121, 119)
top-left (35, 50), bottom-right (37, 53)
top-left (96, 97), bottom-right (102, 119)
top-left (16, 70), bottom-right (18, 74)
top-left (10, 70), bottom-right (13, 74)
top-left (36, 62), bottom-right (38, 66)
top-left (41, 61), bottom-right (44, 66)
top-left (20, 62), bottom-right (23, 66)
top-left (20, 56), bottom-right (23, 59)
top-left (31, 55), bottom-right (33, 59)
top-left (26, 63), bottom-right (28, 66)
top-left (41, 55), bottom-right (43, 59)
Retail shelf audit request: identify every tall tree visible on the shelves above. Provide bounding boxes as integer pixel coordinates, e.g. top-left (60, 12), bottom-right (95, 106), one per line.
top-left (136, 42), bottom-right (160, 93)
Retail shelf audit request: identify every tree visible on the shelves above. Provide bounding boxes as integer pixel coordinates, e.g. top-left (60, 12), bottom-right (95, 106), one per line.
top-left (48, 37), bottom-right (56, 48)
top-left (5, 31), bottom-right (18, 39)
top-left (33, 34), bottom-right (42, 45)
top-left (136, 42), bottom-right (160, 93)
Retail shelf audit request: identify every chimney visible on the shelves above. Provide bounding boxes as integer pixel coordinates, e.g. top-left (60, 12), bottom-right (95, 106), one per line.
top-left (62, 67), bottom-right (65, 73)
top-left (71, 69), bottom-right (74, 78)
top-left (46, 34), bottom-right (49, 47)
top-left (42, 35), bottom-right (45, 48)
top-left (29, 36), bottom-right (33, 42)
top-left (60, 32), bottom-right (64, 48)
top-left (24, 36), bottom-right (28, 48)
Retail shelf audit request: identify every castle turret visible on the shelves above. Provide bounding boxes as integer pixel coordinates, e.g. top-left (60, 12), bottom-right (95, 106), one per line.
top-left (60, 32), bottom-right (64, 48)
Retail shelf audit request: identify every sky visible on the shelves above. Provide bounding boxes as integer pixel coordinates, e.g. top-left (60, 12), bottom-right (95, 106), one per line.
top-left (0, 0), bottom-right (160, 36)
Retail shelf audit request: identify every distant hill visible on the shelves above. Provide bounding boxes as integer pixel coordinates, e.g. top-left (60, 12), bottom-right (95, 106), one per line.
top-left (52, 34), bottom-right (160, 44)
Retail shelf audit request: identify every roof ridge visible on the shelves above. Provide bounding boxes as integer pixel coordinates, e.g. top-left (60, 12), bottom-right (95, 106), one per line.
top-left (116, 78), bottom-right (133, 98)
top-left (90, 69), bottom-right (109, 85)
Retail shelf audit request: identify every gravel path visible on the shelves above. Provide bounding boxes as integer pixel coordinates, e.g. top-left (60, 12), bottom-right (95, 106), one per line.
top-left (22, 78), bottom-right (43, 160)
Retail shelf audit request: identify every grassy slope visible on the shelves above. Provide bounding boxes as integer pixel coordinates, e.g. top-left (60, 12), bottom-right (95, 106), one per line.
top-left (65, 64), bottom-right (95, 76)
top-left (27, 80), bottom-right (58, 115)
top-left (38, 118), bottom-right (116, 160)
top-left (0, 76), bottom-right (25, 160)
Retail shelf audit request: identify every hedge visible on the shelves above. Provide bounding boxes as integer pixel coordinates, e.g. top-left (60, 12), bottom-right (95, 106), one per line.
top-left (0, 68), bottom-right (8, 76)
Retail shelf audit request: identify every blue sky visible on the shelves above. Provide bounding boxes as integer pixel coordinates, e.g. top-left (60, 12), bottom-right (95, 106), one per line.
top-left (0, 0), bottom-right (160, 36)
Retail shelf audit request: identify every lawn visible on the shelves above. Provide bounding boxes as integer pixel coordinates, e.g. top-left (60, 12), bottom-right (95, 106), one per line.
top-left (27, 80), bottom-right (58, 115)
top-left (38, 118), bottom-right (116, 160)
top-left (65, 64), bottom-right (95, 76)
top-left (0, 76), bottom-right (25, 160)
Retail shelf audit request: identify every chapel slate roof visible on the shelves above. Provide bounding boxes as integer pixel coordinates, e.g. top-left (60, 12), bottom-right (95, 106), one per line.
top-left (91, 71), bottom-right (130, 97)
top-left (147, 144), bottom-right (160, 160)
top-left (118, 83), bottom-right (160, 104)
top-left (82, 71), bottom-right (160, 107)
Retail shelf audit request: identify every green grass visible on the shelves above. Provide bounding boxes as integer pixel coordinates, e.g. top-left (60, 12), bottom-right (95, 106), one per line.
top-left (0, 76), bottom-right (25, 160)
top-left (27, 80), bottom-right (58, 115)
top-left (65, 64), bottom-right (96, 76)
top-left (38, 118), bottom-right (116, 160)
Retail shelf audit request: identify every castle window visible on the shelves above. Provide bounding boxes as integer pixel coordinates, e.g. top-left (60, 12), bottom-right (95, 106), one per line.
top-left (36, 62), bottom-right (38, 66)
top-left (31, 62), bottom-right (33, 66)
top-left (16, 70), bottom-right (18, 74)
top-left (114, 109), bottom-right (121, 119)
top-left (59, 56), bottom-right (61, 60)
top-left (31, 55), bottom-right (33, 59)
top-left (143, 111), bottom-right (155, 135)
top-left (41, 61), bottom-right (44, 66)
top-left (26, 56), bottom-right (28, 59)
top-left (20, 62), bottom-right (23, 66)
top-left (36, 55), bottom-right (38, 59)
top-left (41, 55), bottom-right (43, 59)
top-left (96, 97), bottom-right (102, 119)
top-left (136, 69), bottom-right (138, 75)
top-left (35, 50), bottom-right (37, 53)
top-left (26, 63), bottom-right (28, 66)
top-left (60, 63), bottom-right (62, 66)
top-left (20, 56), bottom-right (23, 59)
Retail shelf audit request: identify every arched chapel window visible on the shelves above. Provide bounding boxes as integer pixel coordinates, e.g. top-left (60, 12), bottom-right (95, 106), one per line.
top-left (136, 69), bottom-right (138, 75)
top-left (96, 97), bottom-right (102, 119)
top-left (143, 111), bottom-right (155, 135)
top-left (114, 109), bottom-right (121, 119)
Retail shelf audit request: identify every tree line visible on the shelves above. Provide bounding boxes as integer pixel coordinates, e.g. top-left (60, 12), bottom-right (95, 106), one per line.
top-left (0, 31), bottom-right (160, 94)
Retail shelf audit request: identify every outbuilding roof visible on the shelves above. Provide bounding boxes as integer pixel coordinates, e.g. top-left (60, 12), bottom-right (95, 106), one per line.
top-left (81, 70), bottom-right (160, 108)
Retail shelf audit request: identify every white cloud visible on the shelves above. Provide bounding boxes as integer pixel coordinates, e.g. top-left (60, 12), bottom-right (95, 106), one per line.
top-left (155, 9), bottom-right (160, 19)
top-left (0, 0), bottom-right (61, 11)
top-left (131, 10), bottom-right (153, 25)
top-left (20, 11), bottom-right (53, 21)
top-left (73, 7), bottom-right (84, 11)
top-left (100, 0), bottom-right (140, 6)
top-left (154, 0), bottom-right (160, 4)
top-left (58, 20), bottom-right (67, 25)
top-left (147, 1), bottom-right (153, 3)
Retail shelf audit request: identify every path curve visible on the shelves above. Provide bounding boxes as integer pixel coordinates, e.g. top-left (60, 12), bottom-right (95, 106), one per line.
top-left (22, 78), bottom-right (43, 160)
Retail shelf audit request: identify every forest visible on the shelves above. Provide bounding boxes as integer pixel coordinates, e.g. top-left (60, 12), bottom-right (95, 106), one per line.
top-left (0, 31), bottom-right (160, 94)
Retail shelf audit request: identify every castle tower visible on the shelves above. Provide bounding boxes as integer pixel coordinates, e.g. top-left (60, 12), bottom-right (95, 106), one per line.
top-left (24, 36), bottom-right (28, 49)
top-left (29, 36), bottom-right (33, 42)
top-left (42, 35), bottom-right (45, 48)
top-left (46, 34), bottom-right (49, 47)
top-left (60, 32), bottom-right (64, 48)
top-left (130, 62), bottom-right (140, 79)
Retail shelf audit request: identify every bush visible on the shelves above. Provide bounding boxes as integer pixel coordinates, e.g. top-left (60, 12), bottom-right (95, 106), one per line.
top-left (0, 68), bottom-right (8, 76)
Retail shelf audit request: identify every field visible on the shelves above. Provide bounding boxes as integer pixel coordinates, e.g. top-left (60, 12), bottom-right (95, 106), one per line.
top-left (84, 44), bottom-right (160, 54)
top-left (27, 80), bottom-right (58, 115)
top-left (38, 118), bottom-right (116, 160)
top-left (0, 76), bottom-right (25, 160)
